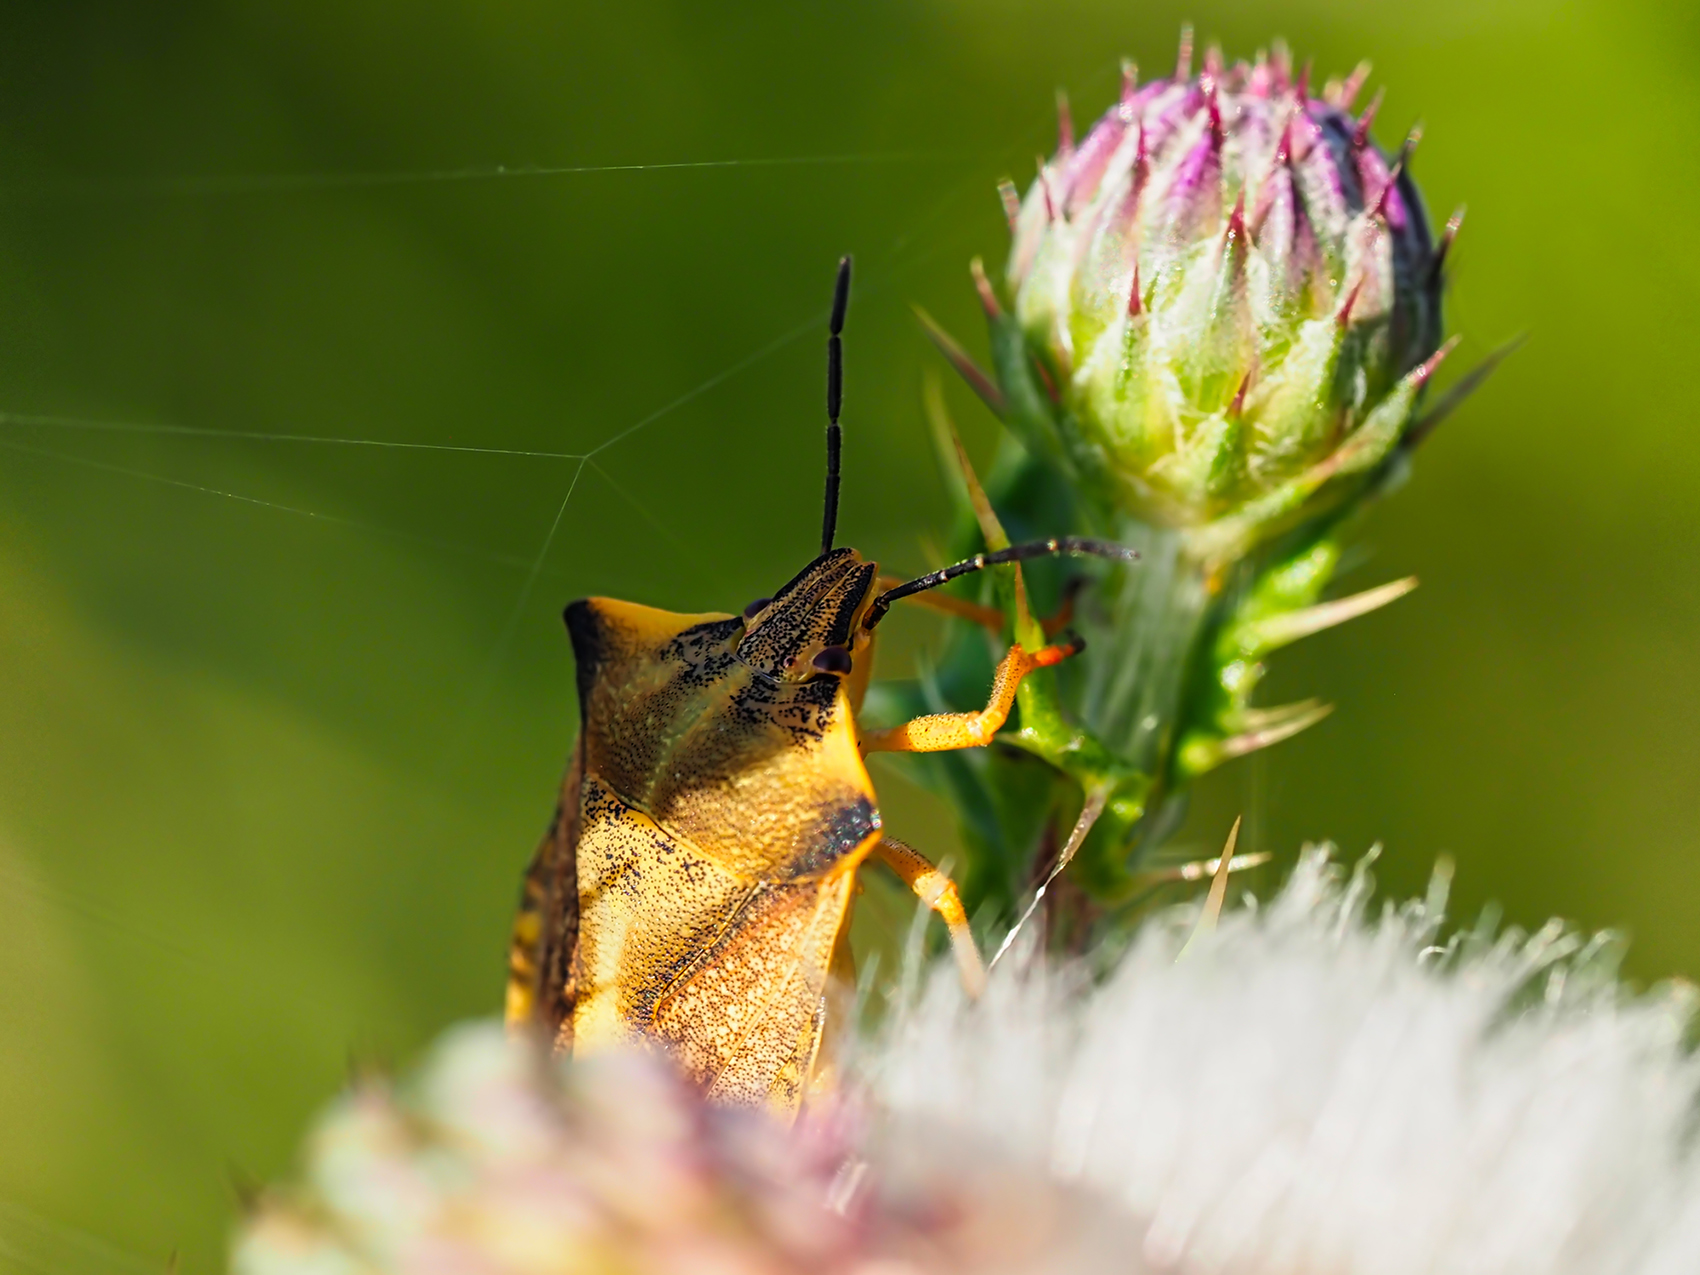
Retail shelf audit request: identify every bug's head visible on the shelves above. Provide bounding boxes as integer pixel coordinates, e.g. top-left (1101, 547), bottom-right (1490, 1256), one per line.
top-left (734, 257), bottom-right (1139, 684)
top-left (729, 255), bottom-right (877, 686)
top-left (736, 547), bottom-right (879, 683)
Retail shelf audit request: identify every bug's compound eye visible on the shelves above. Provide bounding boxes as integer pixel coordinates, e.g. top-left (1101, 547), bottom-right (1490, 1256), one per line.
top-left (742, 596), bottom-right (772, 621)
top-left (811, 645), bottom-right (853, 676)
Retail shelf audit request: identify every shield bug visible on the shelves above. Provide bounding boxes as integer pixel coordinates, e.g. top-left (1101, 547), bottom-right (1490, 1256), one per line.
top-left (507, 257), bottom-right (1135, 1111)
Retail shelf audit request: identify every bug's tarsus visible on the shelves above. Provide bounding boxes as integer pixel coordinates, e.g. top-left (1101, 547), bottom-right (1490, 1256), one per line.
top-left (863, 536), bottom-right (1138, 630)
top-left (821, 255), bottom-right (852, 556)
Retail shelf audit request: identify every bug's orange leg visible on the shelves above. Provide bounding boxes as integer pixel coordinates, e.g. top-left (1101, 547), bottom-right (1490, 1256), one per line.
top-left (875, 574), bottom-right (1087, 637)
top-left (876, 574), bottom-right (1003, 632)
top-left (860, 638), bottom-right (1082, 755)
top-left (874, 836), bottom-right (986, 998)
top-left (1041, 576), bottom-right (1086, 638)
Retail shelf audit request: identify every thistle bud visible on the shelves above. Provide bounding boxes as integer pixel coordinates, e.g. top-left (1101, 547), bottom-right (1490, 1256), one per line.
top-left (1001, 42), bottom-right (1445, 559)
top-left (904, 36), bottom-right (1490, 933)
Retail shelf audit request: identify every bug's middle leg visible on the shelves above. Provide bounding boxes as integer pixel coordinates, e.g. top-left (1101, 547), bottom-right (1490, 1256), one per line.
top-left (859, 637), bottom-right (1082, 755)
top-left (874, 836), bottom-right (986, 998)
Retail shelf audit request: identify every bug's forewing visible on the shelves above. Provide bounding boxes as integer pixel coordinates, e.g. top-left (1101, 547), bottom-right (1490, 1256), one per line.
top-left (571, 775), bottom-right (767, 1047)
top-left (506, 736), bottom-right (584, 1042)
top-left (569, 774), bottom-right (874, 1104)
top-left (559, 595), bottom-right (884, 1110)
top-left (656, 868), bottom-right (864, 1108)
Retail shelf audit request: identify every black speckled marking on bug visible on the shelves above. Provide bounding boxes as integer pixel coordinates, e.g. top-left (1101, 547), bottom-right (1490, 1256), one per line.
top-left (663, 617), bottom-right (744, 677)
top-left (563, 599), bottom-right (607, 722)
top-left (729, 672), bottom-right (842, 744)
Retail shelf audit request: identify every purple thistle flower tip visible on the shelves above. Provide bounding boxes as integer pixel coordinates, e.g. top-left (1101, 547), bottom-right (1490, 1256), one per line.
top-left (1005, 33), bottom-right (1448, 542)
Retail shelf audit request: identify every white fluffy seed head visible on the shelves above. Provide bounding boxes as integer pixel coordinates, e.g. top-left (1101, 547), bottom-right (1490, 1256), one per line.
top-left (235, 849), bottom-right (1700, 1275)
top-left (860, 848), bottom-right (1700, 1275)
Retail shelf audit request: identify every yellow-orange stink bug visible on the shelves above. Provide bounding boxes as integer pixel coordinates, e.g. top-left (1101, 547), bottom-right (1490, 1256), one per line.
top-left (506, 258), bottom-right (1135, 1111)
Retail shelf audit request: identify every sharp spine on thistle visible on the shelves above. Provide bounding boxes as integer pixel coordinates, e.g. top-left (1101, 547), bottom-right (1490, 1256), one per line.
top-left (1229, 368), bottom-right (1253, 417)
top-left (1342, 60), bottom-right (1371, 109)
top-left (1370, 166), bottom-right (1401, 221)
top-left (1411, 334), bottom-right (1461, 387)
top-left (1249, 117), bottom-right (1293, 236)
top-left (998, 179), bottom-right (1021, 234)
top-left (1404, 335), bottom-right (1524, 449)
top-left (1352, 87), bottom-right (1386, 150)
top-left (1336, 276), bottom-right (1365, 328)
top-left (1056, 90), bottom-right (1074, 159)
top-left (1226, 192), bottom-right (1247, 244)
top-left (913, 305), bottom-right (1007, 418)
top-left (1248, 577), bottom-right (1418, 649)
top-left (970, 257), bottom-right (1003, 318)
top-left (1431, 205), bottom-right (1466, 281)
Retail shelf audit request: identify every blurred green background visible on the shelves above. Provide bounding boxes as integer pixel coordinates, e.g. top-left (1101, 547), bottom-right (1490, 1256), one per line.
top-left (0, 0), bottom-right (1695, 1268)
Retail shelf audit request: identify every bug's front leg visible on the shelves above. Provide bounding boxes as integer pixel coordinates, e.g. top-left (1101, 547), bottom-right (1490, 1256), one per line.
top-left (873, 836), bottom-right (986, 998)
top-left (859, 637), bottom-right (1082, 754)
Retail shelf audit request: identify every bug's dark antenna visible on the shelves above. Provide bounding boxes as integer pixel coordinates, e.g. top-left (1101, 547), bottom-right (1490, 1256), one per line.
top-left (821, 255), bottom-right (852, 555)
top-left (862, 537), bottom-right (1138, 630)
